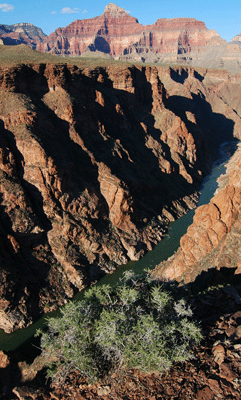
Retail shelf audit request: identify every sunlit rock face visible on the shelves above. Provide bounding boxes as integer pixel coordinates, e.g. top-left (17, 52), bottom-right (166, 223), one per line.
top-left (36, 3), bottom-right (225, 59)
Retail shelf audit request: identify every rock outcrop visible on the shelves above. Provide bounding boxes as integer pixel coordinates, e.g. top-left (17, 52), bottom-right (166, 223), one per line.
top-left (1, 4), bottom-right (241, 73)
top-left (37, 4), bottom-right (143, 56)
top-left (36, 3), bottom-right (225, 61)
top-left (0, 23), bottom-right (46, 49)
top-left (123, 17), bottom-right (224, 61)
top-left (35, 3), bottom-right (241, 73)
top-left (1, 61), bottom-right (241, 332)
top-left (231, 32), bottom-right (241, 42)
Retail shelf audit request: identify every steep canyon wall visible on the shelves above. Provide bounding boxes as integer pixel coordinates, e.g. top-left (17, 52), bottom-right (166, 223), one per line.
top-left (0, 63), bottom-right (241, 332)
top-left (152, 143), bottom-right (241, 284)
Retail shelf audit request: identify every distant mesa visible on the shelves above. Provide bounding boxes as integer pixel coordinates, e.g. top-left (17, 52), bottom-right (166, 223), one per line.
top-left (35, 3), bottom-right (221, 60)
top-left (0, 22), bottom-right (46, 49)
top-left (1, 3), bottom-right (241, 73)
top-left (35, 2), bottom-right (241, 72)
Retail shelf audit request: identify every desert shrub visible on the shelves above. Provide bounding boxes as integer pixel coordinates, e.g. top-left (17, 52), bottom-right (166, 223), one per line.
top-left (37, 271), bottom-right (201, 383)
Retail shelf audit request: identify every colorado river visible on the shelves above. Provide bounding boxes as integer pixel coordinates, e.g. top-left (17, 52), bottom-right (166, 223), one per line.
top-left (0, 139), bottom-right (238, 353)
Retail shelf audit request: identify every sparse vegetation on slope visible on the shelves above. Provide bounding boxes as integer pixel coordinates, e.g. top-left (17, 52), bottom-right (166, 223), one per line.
top-left (0, 44), bottom-right (136, 68)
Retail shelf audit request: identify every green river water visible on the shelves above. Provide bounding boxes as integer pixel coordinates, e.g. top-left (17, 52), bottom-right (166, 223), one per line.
top-left (0, 140), bottom-right (238, 354)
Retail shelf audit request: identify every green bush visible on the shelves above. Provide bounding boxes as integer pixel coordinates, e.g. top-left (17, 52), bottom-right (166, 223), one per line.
top-left (37, 271), bottom-right (202, 383)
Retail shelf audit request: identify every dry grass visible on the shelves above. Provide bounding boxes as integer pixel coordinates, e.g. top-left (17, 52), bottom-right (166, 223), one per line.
top-left (0, 43), bottom-right (238, 76)
top-left (0, 44), bottom-right (137, 69)
top-left (0, 44), bottom-right (211, 76)
top-left (0, 44), bottom-right (64, 65)
top-left (0, 44), bottom-right (176, 73)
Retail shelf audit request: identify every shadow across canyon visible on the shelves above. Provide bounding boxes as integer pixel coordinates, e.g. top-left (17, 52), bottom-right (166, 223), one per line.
top-left (0, 63), bottom-right (239, 352)
top-left (167, 92), bottom-right (235, 151)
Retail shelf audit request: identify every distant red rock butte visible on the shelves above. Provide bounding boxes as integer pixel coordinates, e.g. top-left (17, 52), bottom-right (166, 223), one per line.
top-left (36, 3), bottom-right (226, 58)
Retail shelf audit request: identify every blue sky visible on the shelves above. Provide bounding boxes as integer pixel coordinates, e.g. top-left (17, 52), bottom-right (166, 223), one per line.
top-left (0, 1), bottom-right (240, 42)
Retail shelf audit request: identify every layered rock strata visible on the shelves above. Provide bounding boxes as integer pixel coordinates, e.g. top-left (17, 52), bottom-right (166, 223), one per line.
top-left (0, 62), bottom-right (241, 332)
top-left (123, 17), bottom-right (225, 61)
top-left (0, 23), bottom-right (46, 49)
top-left (37, 3), bottom-right (225, 60)
top-left (37, 4), bottom-right (143, 56)
top-left (152, 144), bottom-right (241, 283)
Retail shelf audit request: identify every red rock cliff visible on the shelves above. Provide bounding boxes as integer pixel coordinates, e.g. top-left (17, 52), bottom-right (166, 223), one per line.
top-left (0, 23), bottom-right (46, 49)
top-left (1, 62), bottom-right (241, 332)
top-left (37, 4), bottom-right (143, 56)
top-left (36, 3), bottom-right (225, 59)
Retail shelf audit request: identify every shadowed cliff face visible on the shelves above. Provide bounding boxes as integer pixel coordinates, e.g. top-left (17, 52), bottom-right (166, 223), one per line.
top-left (0, 62), bottom-right (241, 332)
top-left (152, 144), bottom-right (241, 284)
top-left (151, 69), bottom-right (241, 285)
